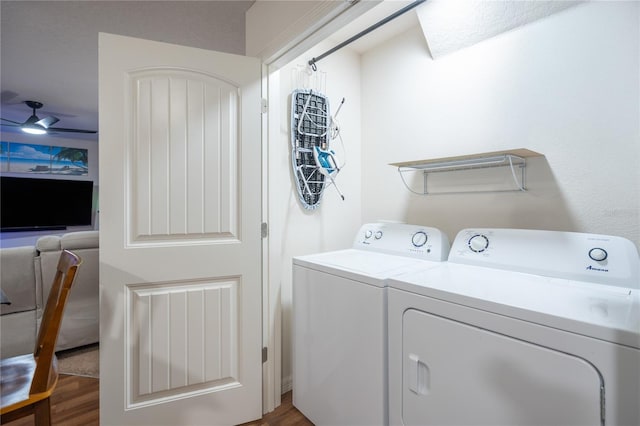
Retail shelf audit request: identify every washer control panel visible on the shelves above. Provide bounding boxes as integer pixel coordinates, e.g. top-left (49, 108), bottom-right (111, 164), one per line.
top-left (354, 222), bottom-right (450, 261)
top-left (449, 228), bottom-right (639, 289)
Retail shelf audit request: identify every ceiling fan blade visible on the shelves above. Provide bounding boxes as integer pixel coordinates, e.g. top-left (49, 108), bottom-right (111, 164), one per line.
top-left (1, 117), bottom-right (22, 125)
top-left (48, 127), bottom-right (97, 134)
top-left (3, 102), bottom-right (96, 135)
top-left (35, 115), bottom-right (60, 129)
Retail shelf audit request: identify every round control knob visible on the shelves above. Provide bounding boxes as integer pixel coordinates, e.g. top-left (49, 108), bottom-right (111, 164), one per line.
top-left (589, 248), bottom-right (608, 262)
top-left (412, 231), bottom-right (428, 247)
top-left (374, 231), bottom-right (383, 240)
top-left (364, 230), bottom-right (373, 239)
top-left (468, 234), bottom-right (489, 253)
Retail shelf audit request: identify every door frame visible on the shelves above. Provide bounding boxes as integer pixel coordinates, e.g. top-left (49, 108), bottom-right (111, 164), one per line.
top-left (256, 0), bottom-right (385, 413)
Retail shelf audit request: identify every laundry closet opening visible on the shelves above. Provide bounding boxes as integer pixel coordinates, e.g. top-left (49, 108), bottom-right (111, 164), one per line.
top-left (253, 0), bottom-right (640, 398)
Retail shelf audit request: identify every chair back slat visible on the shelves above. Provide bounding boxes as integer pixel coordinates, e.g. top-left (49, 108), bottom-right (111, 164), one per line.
top-left (30, 249), bottom-right (82, 394)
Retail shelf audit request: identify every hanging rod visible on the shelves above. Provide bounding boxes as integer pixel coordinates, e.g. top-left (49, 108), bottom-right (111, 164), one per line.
top-left (308, 0), bottom-right (427, 71)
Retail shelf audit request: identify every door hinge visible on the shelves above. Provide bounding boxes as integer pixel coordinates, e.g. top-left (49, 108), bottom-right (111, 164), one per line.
top-left (261, 98), bottom-right (268, 114)
top-left (261, 222), bottom-right (268, 238)
top-left (262, 347), bottom-right (268, 363)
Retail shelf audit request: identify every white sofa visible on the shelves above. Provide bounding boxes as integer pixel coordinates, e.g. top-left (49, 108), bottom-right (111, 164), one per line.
top-left (0, 231), bottom-right (99, 358)
top-left (0, 246), bottom-right (39, 358)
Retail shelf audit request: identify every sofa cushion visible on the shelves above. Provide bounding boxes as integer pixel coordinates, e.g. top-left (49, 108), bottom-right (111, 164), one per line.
top-left (47, 298), bottom-right (99, 351)
top-left (2, 230), bottom-right (100, 355)
top-left (0, 246), bottom-right (38, 315)
top-left (37, 231), bottom-right (99, 351)
top-left (36, 235), bottom-right (62, 252)
top-left (40, 246), bottom-right (99, 351)
top-left (0, 310), bottom-right (37, 358)
top-left (61, 231), bottom-right (98, 250)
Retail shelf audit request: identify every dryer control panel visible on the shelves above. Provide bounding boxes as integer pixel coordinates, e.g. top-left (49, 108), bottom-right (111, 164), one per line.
top-left (353, 222), bottom-right (450, 261)
top-left (449, 228), bottom-right (640, 289)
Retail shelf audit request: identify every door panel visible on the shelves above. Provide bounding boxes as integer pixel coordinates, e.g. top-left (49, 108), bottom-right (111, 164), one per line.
top-left (130, 69), bottom-right (239, 239)
top-left (128, 279), bottom-right (239, 406)
top-left (99, 33), bottom-right (261, 425)
top-left (402, 309), bottom-right (603, 426)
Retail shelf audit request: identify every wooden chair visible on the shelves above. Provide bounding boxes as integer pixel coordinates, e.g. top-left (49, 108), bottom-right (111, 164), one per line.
top-left (1, 249), bottom-right (82, 425)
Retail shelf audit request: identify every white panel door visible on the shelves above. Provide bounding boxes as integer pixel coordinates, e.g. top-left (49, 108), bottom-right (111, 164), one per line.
top-left (99, 33), bottom-right (262, 425)
top-left (402, 309), bottom-right (603, 426)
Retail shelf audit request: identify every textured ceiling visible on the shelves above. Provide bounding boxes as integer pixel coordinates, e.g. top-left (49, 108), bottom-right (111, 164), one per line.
top-left (1, 0), bottom-right (583, 142)
top-left (328, 0), bottom-right (583, 58)
top-left (416, 0), bottom-right (583, 58)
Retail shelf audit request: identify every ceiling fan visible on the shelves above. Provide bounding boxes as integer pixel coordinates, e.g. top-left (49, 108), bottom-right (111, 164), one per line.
top-left (0, 100), bottom-right (97, 135)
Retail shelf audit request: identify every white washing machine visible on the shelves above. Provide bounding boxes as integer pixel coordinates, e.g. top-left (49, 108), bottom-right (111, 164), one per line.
top-left (292, 222), bottom-right (450, 426)
top-left (387, 228), bottom-right (640, 426)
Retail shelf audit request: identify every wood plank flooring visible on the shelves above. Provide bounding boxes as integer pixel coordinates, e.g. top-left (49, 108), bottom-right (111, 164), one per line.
top-left (3, 374), bottom-right (313, 425)
top-left (239, 391), bottom-right (314, 426)
top-left (3, 374), bottom-right (99, 426)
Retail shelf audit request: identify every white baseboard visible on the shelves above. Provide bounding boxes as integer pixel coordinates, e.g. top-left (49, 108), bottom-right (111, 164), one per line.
top-left (281, 374), bottom-right (292, 394)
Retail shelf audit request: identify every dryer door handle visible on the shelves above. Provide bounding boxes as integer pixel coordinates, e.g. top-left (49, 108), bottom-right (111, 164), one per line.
top-left (408, 353), bottom-right (430, 395)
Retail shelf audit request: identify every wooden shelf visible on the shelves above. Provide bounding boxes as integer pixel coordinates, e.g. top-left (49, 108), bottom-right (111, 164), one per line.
top-left (390, 148), bottom-right (544, 195)
top-left (390, 148), bottom-right (543, 170)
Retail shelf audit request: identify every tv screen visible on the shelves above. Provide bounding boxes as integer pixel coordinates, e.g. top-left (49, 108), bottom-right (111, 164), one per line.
top-left (1, 176), bottom-right (94, 231)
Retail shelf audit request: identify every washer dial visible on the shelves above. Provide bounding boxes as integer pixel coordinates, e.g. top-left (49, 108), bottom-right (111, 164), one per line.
top-left (412, 231), bottom-right (428, 247)
top-left (589, 248), bottom-right (607, 262)
top-left (364, 230), bottom-right (373, 239)
top-left (468, 234), bottom-right (489, 253)
top-left (374, 231), bottom-right (383, 240)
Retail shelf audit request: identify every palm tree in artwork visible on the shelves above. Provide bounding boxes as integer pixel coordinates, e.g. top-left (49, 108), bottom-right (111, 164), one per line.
top-left (54, 147), bottom-right (88, 170)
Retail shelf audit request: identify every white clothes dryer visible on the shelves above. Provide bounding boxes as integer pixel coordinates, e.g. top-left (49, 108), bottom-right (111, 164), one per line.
top-left (292, 222), bottom-right (450, 426)
top-left (387, 228), bottom-right (640, 426)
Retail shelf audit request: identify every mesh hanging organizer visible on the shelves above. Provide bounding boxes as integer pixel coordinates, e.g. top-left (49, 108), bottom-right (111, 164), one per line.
top-left (290, 89), bottom-right (331, 209)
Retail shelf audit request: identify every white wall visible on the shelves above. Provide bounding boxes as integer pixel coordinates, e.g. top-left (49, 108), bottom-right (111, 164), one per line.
top-left (0, 132), bottom-right (98, 248)
top-left (271, 42), bottom-right (362, 390)
top-left (361, 2), bottom-right (640, 249)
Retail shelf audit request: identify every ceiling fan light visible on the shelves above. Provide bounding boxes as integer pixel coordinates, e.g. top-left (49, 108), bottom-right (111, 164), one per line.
top-left (21, 124), bottom-right (47, 135)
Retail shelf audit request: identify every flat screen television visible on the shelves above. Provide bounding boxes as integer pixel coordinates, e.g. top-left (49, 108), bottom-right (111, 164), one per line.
top-left (1, 176), bottom-right (94, 231)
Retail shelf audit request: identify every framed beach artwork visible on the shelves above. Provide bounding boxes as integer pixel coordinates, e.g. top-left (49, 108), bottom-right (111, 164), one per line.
top-left (8, 143), bottom-right (51, 173)
top-left (1, 141), bottom-right (88, 175)
top-left (0, 142), bottom-right (7, 172)
top-left (50, 146), bottom-right (89, 175)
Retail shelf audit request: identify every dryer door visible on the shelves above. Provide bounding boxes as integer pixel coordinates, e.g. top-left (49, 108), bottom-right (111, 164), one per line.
top-left (402, 309), bottom-right (603, 426)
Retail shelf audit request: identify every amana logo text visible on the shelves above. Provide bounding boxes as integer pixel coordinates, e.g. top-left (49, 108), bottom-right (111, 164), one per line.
top-left (586, 265), bottom-right (609, 272)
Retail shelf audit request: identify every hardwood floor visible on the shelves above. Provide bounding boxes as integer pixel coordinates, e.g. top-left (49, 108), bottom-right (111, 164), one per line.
top-left (239, 391), bottom-right (314, 426)
top-left (3, 374), bottom-right (99, 426)
top-left (3, 374), bottom-right (313, 425)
